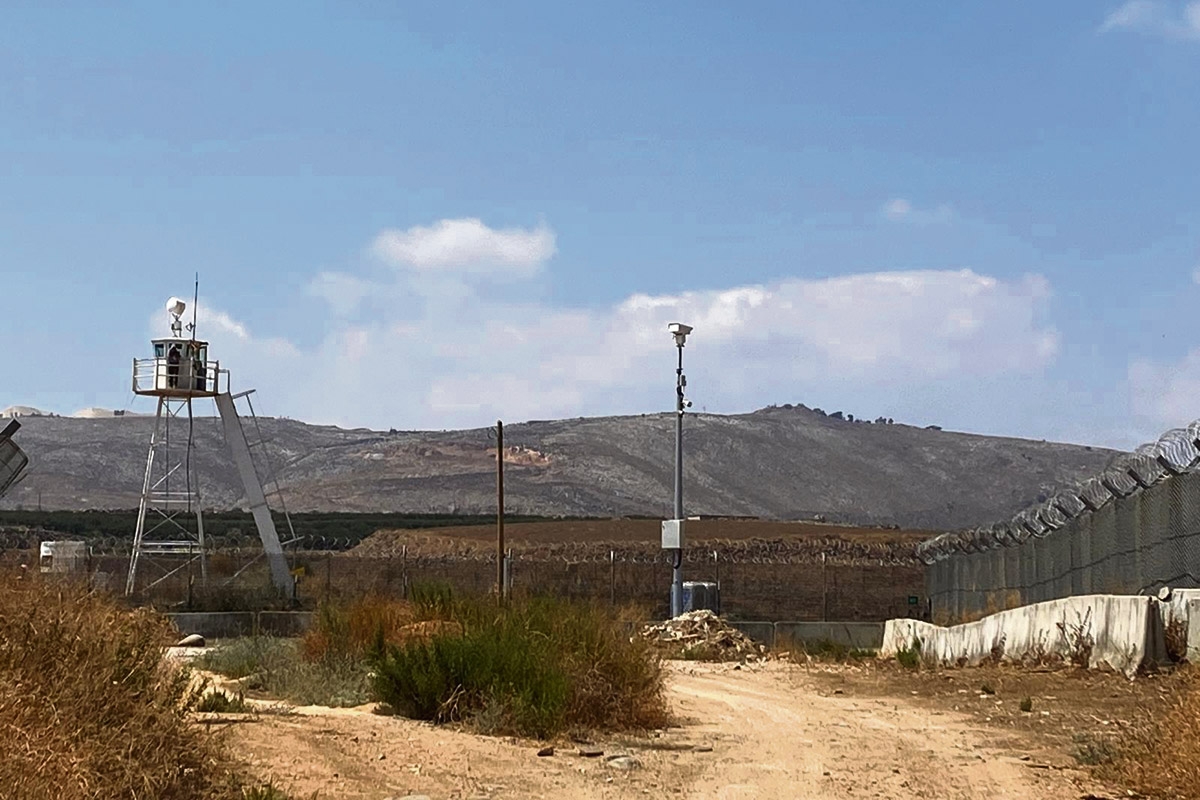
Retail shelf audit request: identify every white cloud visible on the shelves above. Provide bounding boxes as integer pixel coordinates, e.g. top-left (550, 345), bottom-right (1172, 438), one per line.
top-left (883, 198), bottom-right (912, 220)
top-left (1192, 265), bottom-right (1200, 285)
top-left (371, 218), bottom-right (556, 277)
top-left (1100, 1), bottom-right (1200, 39)
top-left (1102, 0), bottom-right (1160, 30)
top-left (1129, 350), bottom-right (1200, 432)
top-left (881, 197), bottom-right (953, 225)
top-left (307, 271), bottom-right (375, 316)
top-left (164, 219), bottom-right (1063, 434)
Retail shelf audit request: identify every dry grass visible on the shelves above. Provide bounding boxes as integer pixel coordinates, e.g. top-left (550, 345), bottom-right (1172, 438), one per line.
top-left (1165, 614), bottom-right (1189, 663)
top-left (300, 593), bottom-right (415, 662)
top-left (198, 637), bottom-right (372, 708)
top-left (1101, 668), bottom-right (1200, 799)
top-left (0, 573), bottom-right (242, 800)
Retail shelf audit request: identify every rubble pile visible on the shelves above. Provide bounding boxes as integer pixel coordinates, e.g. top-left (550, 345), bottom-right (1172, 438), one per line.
top-left (641, 610), bottom-right (767, 661)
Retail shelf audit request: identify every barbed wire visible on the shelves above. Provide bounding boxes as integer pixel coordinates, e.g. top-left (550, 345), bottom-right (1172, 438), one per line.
top-left (922, 420), bottom-right (1200, 620)
top-left (917, 422), bottom-right (1200, 564)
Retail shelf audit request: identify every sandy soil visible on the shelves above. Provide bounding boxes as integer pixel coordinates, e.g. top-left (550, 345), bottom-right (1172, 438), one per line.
top-left (211, 660), bottom-right (1106, 799)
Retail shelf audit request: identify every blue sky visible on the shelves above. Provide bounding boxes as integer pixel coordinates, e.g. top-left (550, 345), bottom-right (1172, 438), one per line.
top-left (2, 1), bottom-right (1198, 449)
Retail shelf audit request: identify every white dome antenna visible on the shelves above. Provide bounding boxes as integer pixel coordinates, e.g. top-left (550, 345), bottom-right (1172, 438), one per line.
top-left (166, 296), bottom-right (189, 337)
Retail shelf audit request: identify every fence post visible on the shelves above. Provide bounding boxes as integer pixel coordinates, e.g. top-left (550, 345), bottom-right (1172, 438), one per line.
top-left (504, 548), bottom-right (512, 597)
top-left (821, 553), bottom-right (828, 622)
top-left (713, 550), bottom-right (721, 616)
top-left (610, 549), bottom-right (616, 606)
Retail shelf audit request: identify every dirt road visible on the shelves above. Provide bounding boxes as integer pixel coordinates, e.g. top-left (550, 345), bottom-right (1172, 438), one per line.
top-left (222, 661), bottom-right (1099, 799)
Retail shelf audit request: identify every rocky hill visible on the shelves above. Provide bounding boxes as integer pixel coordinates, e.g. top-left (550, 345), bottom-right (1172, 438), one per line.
top-left (0, 405), bottom-right (1120, 530)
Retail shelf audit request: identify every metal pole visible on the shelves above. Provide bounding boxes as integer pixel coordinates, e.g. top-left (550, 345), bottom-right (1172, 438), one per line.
top-left (610, 549), bottom-right (616, 606)
top-left (497, 420), bottom-right (505, 601)
top-left (671, 344), bottom-right (684, 618)
top-left (822, 552), bottom-right (828, 621)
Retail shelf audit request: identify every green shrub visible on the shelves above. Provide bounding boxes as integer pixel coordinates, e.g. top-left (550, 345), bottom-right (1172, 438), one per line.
top-left (792, 638), bottom-right (876, 662)
top-left (371, 591), bottom-right (668, 738)
top-left (198, 636), bottom-right (292, 679)
top-left (896, 638), bottom-right (923, 669)
top-left (197, 689), bottom-right (251, 713)
top-left (242, 781), bottom-right (307, 800)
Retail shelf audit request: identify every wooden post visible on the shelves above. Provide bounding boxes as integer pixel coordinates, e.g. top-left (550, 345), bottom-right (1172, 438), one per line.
top-left (496, 420), bottom-right (505, 601)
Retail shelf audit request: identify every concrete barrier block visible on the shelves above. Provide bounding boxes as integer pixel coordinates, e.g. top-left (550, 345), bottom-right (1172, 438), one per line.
top-left (1187, 599), bottom-right (1200, 663)
top-left (882, 595), bottom-right (1159, 677)
top-left (167, 612), bottom-right (255, 640)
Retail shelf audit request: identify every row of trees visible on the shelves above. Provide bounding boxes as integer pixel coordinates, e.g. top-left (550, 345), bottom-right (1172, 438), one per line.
top-left (771, 403), bottom-right (897, 425)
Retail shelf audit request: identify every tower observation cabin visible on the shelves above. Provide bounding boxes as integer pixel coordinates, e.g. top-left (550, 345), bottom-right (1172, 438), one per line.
top-left (133, 297), bottom-right (227, 397)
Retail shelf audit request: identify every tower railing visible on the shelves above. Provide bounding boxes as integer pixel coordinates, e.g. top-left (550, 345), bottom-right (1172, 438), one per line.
top-left (132, 358), bottom-right (228, 396)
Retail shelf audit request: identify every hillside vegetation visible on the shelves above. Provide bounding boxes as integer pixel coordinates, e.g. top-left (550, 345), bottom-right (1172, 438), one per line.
top-left (1, 405), bottom-right (1118, 529)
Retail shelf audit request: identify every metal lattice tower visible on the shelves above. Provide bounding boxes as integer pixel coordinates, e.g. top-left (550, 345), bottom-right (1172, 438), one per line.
top-left (125, 295), bottom-right (293, 597)
top-left (125, 395), bottom-right (208, 595)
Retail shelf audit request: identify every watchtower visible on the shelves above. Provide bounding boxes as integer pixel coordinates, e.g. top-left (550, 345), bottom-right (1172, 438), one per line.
top-left (126, 296), bottom-right (293, 597)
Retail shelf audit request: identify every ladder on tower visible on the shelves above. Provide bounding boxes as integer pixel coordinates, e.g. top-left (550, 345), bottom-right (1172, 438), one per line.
top-left (215, 390), bottom-right (295, 593)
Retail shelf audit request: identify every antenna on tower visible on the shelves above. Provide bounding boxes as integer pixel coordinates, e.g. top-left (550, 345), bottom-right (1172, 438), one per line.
top-left (166, 296), bottom-right (186, 338)
top-left (189, 273), bottom-right (199, 339)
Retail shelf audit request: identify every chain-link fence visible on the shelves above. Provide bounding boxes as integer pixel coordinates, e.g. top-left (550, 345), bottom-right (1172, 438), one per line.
top-left (918, 423), bottom-right (1200, 622)
top-left (0, 529), bottom-right (924, 622)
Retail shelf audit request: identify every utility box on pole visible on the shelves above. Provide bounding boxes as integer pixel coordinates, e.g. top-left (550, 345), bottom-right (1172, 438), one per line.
top-left (661, 519), bottom-right (686, 550)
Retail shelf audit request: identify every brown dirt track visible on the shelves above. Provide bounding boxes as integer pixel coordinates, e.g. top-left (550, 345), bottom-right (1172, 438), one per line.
top-left (212, 660), bottom-right (1125, 800)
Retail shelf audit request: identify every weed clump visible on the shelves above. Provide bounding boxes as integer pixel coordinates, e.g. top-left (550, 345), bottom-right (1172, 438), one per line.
top-left (896, 638), bottom-right (923, 669)
top-left (788, 638), bottom-right (875, 663)
top-left (301, 594), bottom-right (413, 663)
top-left (197, 689), bottom-right (251, 713)
top-left (1073, 733), bottom-right (1119, 766)
top-left (198, 636), bottom-right (371, 708)
top-left (1057, 610), bottom-right (1094, 669)
top-left (370, 586), bottom-right (670, 738)
top-left (0, 574), bottom-right (240, 800)
top-left (1098, 670), bottom-right (1200, 798)
top-left (241, 781), bottom-right (309, 800)
top-left (1165, 614), bottom-right (1189, 664)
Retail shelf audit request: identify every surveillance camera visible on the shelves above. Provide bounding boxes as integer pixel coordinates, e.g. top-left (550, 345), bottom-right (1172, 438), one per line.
top-left (684, 399), bottom-right (693, 408)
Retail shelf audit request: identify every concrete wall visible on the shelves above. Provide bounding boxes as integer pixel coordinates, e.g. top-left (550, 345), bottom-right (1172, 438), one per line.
top-left (167, 612), bottom-right (255, 640)
top-left (730, 621), bottom-right (776, 646)
top-left (727, 621), bottom-right (884, 650)
top-left (775, 622), bottom-right (884, 650)
top-left (166, 611), bottom-right (313, 639)
top-left (881, 594), bottom-right (1162, 678)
